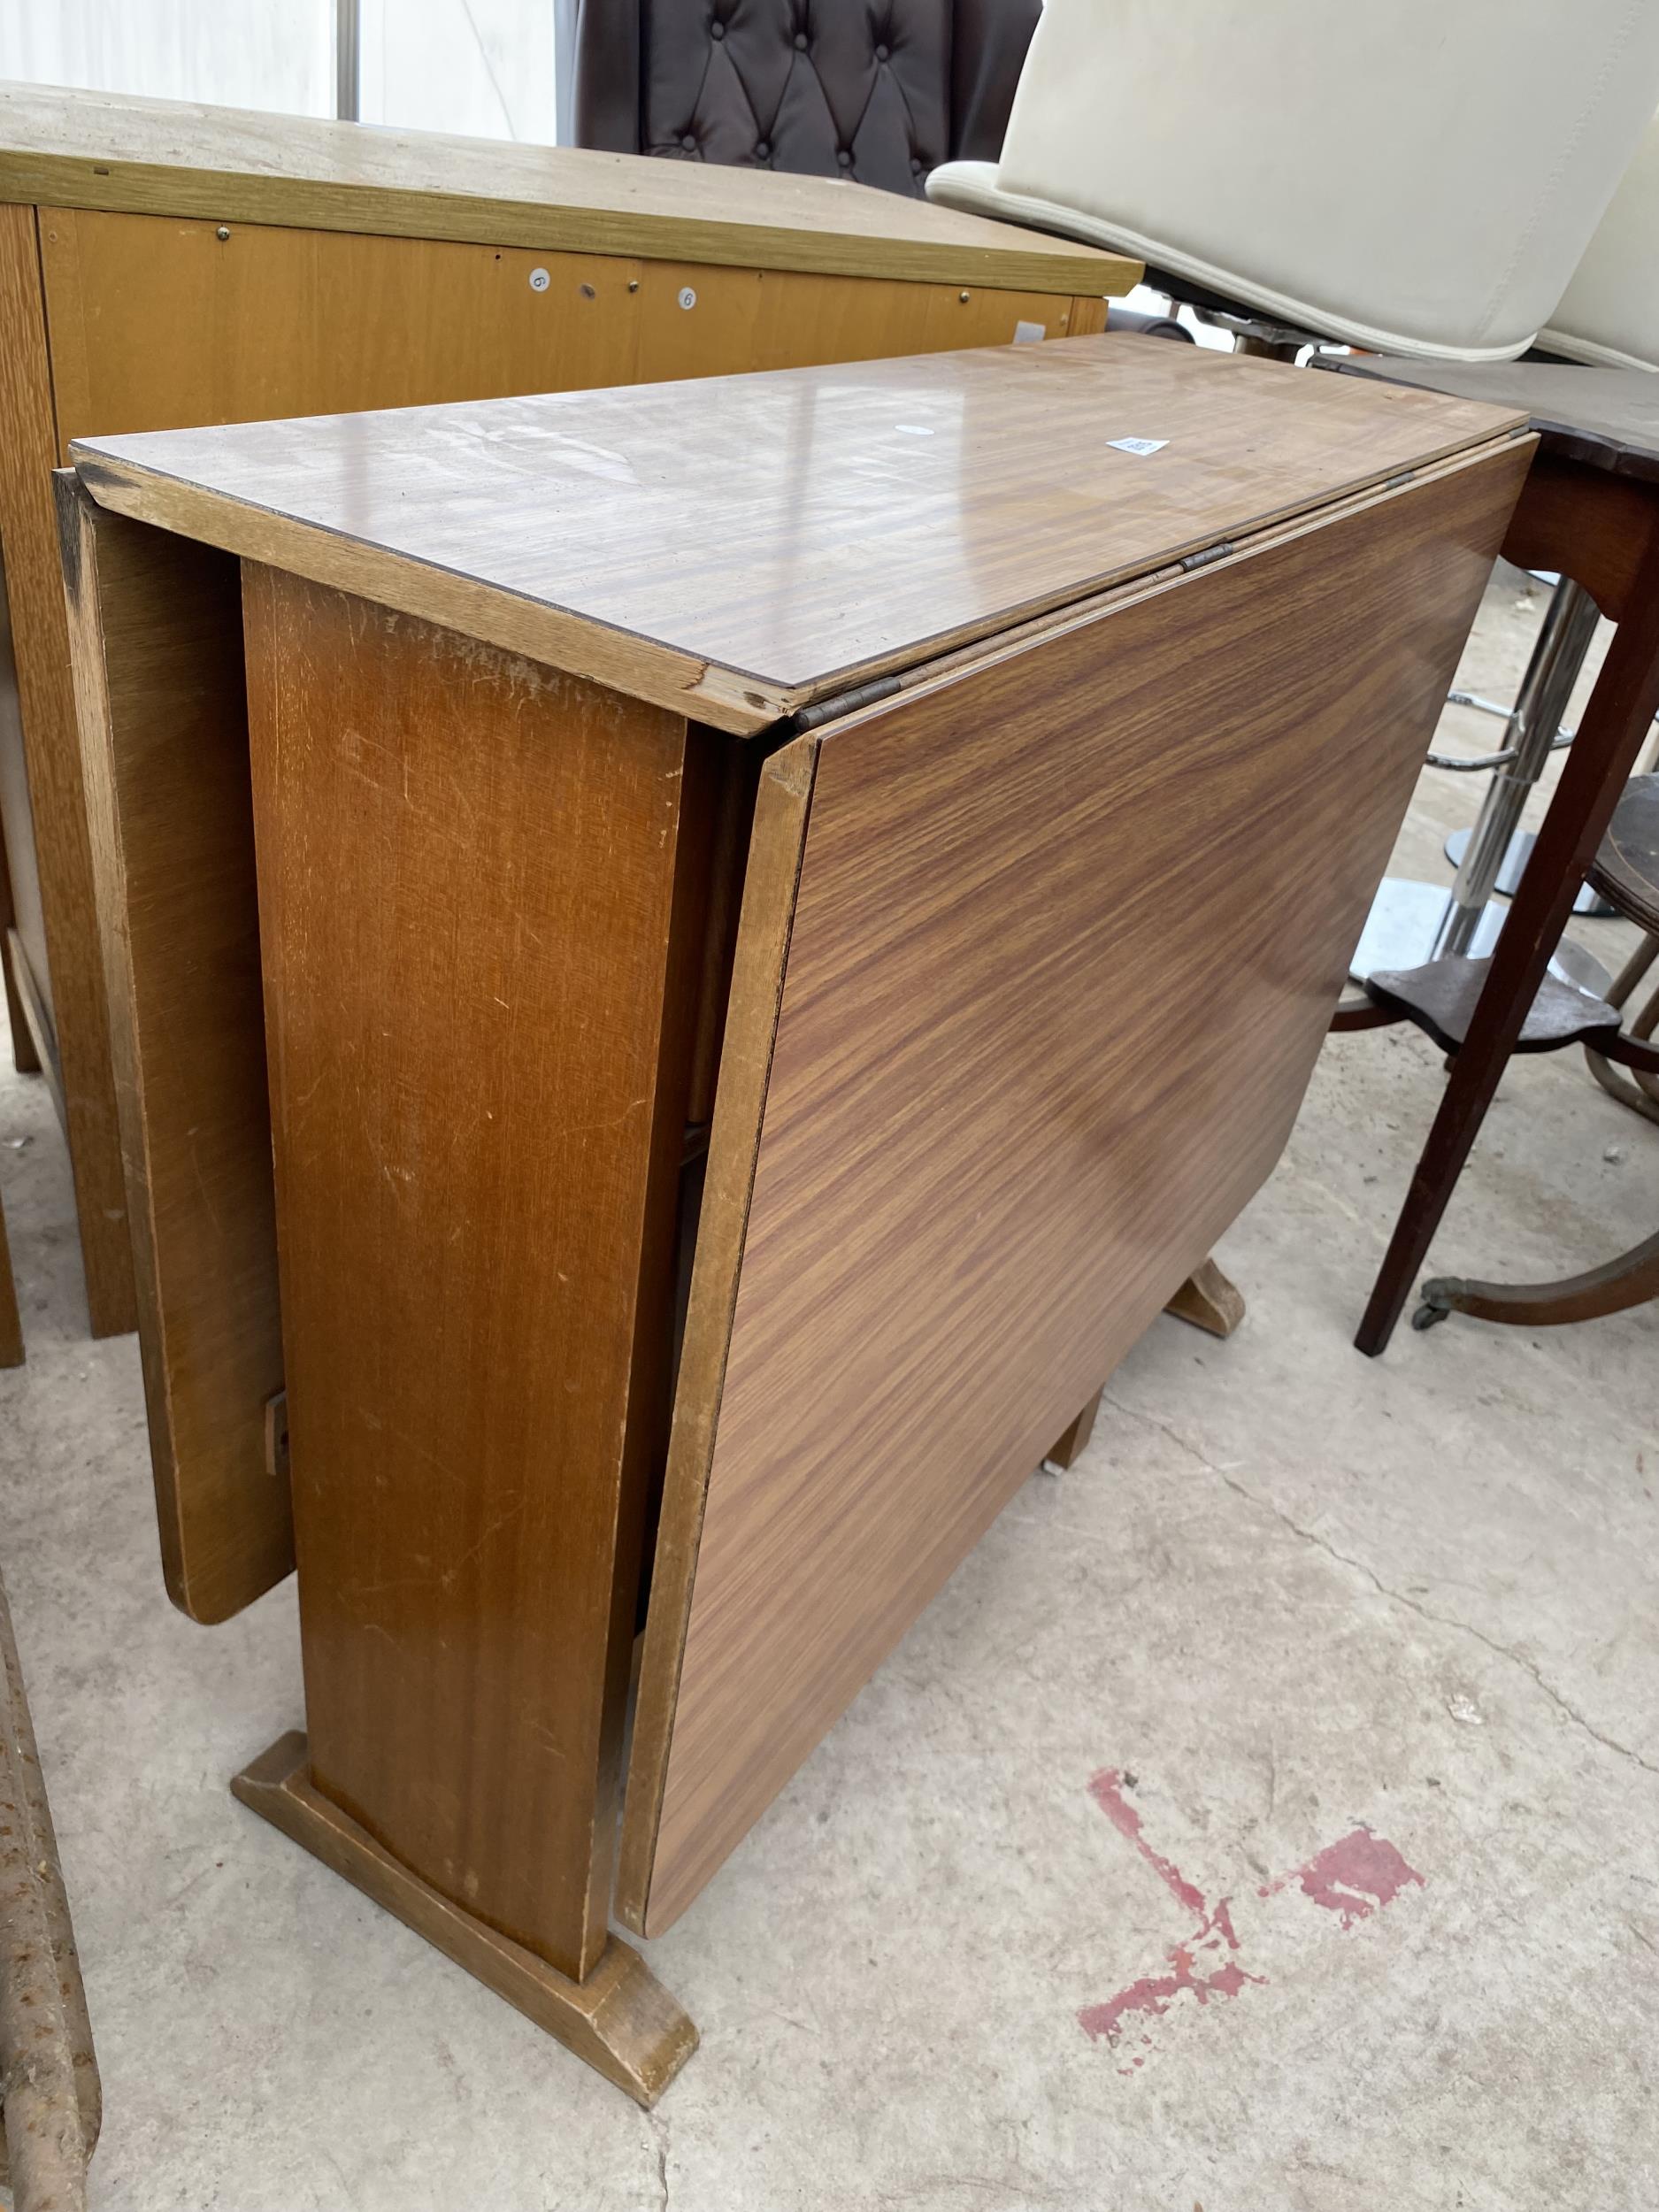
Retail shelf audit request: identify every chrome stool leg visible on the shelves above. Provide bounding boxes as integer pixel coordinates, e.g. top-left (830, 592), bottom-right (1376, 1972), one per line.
top-left (1440, 579), bottom-right (1605, 956)
top-left (1348, 578), bottom-right (1611, 995)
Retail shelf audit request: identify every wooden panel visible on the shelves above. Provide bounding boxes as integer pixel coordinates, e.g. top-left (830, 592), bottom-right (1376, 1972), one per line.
top-left (0, 539), bottom-right (48, 1034)
top-left (0, 83), bottom-right (1139, 297)
top-left (243, 569), bottom-right (708, 1979)
top-left (0, 202), bottom-right (134, 1334)
top-left (74, 335), bottom-right (1528, 734)
top-left (620, 438), bottom-right (1532, 1934)
top-left (58, 479), bottom-right (287, 1624)
top-left (41, 210), bottom-right (1090, 444)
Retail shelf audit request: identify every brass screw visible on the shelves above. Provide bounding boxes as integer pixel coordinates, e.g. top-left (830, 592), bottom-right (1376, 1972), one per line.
top-left (959, 289), bottom-right (971, 303)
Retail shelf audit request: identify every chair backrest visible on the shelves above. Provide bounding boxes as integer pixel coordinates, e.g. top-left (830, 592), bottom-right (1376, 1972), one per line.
top-left (1542, 114), bottom-right (1659, 371)
top-left (572, 0), bottom-right (1039, 198)
top-left (988, 0), bottom-right (1659, 357)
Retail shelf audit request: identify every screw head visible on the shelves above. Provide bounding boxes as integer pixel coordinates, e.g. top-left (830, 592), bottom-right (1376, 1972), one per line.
top-left (216, 225), bottom-right (231, 241)
top-left (959, 289), bottom-right (971, 303)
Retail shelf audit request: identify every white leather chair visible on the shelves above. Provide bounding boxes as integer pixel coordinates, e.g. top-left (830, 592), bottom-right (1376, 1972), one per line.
top-left (1540, 112), bottom-right (1659, 370)
top-left (928, 0), bottom-right (1659, 363)
top-left (1435, 119), bottom-right (1659, 993)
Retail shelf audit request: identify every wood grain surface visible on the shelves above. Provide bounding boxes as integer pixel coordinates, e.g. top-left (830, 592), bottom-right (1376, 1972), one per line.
top-left (58, 480), bottom-right (288, 1623)
top-left (621, 438), bottom-right (1530, 1935)
top-left (243, 569), bottom-right (707, 1978)
top-left (0, 202), bottom-right (133, 1333)
top-left (14, 185), bottom-right (1093, 1356)
top-left (233, 1733), bottom-right (696, 2108)
top-left (0, 81), bottom-right (1135, 296)
top-left (39, 208), bottom-right (1095, 442)
top-left (73, 335), bottom-right (1526, 734)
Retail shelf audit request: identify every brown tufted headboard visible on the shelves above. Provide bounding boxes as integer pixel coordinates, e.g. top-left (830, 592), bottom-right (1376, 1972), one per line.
top-left (572, 0), bottom-right (1041, 199)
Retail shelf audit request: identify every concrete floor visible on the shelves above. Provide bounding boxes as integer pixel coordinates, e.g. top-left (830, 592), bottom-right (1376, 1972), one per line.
top-left (0, 571), bottom-right (1655, 2210)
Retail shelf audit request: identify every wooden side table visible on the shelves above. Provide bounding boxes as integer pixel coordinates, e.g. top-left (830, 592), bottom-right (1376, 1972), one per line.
top-left (1319, 357), bottom-right (1659, 1355)
top-left (0, 80), bottom-right (1135, 1338)
top-left (62, 335), bottom-right (1526, 2098)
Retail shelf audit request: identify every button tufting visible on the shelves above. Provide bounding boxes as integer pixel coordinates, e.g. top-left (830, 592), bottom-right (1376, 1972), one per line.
top-left (755, 139), bottom-right (771, 158)
top-left (793, 30), bottom-right (809, 48)
top-left (875, 43), bottom-right (890, 60)
top-left (680, 132), bottom-right (697, 150)
top-left (710, 18), bottom-right (725, 35)
top-left (910, 155), bottom-right (924, 173)
top-left (836, 148), bottom-right (852, 166)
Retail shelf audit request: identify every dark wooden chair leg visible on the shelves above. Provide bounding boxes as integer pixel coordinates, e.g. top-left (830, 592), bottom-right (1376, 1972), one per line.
top-left (1414, 1224), bottom-right (1659, 1332)
top-left (1585, 933), bottom-right (1659, 1128)
top-left (1356, 543), bottom-right (1659, 1356)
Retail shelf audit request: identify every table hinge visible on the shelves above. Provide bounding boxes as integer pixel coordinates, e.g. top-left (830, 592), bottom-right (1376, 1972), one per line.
top-left (1385, 469), bottom-right (1417, 490)
top-left (1179, 540), bottom-right (1234, 572)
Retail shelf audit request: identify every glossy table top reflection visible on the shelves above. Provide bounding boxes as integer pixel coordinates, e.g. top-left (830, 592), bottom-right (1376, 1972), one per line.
top-left (73, 335), bottom-right (1523, 723)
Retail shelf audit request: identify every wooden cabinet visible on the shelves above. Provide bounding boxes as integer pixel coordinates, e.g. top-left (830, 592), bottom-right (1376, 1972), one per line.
top-left (0, 81), bottom-right (1133, 1337)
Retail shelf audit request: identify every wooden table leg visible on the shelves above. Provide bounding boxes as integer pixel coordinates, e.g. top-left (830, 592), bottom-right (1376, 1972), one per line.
top-left (1356, 529), bottom-right (1659, 1356)
top-left (1041, 1387), bottom-right (1103, 1472)
top-left (239, 570), bottom-right (710, 2093)
top-left (1163, 1256), bottom-right (1245, 1338)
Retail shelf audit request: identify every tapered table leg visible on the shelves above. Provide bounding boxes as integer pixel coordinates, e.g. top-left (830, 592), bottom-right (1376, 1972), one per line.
top-left (1356, 529), bottom-right (1659, 1356)
top-left (1042, 1388), bottom-right (1103, 1472)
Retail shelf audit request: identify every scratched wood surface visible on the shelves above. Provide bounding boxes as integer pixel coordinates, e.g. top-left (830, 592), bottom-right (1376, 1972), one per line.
top-left (242, 567), bottom-right (713, 1978)
top-left (619, 437), bottom-right (1532, 1935)
top-left (0, 81), bottom-right (1135, 295)
top-left (73, 335), bottom-right (1525, 734)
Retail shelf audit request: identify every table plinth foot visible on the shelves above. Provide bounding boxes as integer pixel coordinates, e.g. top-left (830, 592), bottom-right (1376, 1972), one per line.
top-left (1163, 1257), bottom-right (1245, 1339)
top-left (232, 1732), bottom-right (697, 2108)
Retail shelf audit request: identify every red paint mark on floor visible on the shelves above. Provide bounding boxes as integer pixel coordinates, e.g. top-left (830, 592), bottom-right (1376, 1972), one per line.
top-left (1087, 1770), bottom-right (1210, 1923)
top-left (1078, 1776), bottom-right (1425, 2070)
top-left (1258, 1824), bottom-right (1425, 1929)
top-left (1079, 1776), bottom-right (1260, 2069)
top-left (1078, 1932), bottom-right (1262, 2055)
